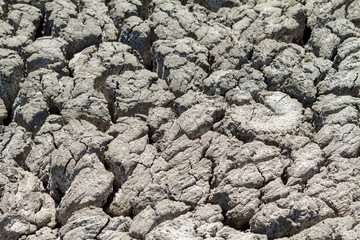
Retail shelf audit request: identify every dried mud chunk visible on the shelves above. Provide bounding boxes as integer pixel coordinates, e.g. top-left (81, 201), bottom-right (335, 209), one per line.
top-left (68, 42), bottom-right (142, 79)
top-left (25, 116), bottom-right (65, 190)
top-left (211, 40), bottom-right (254, 71)
top-left (201, 0), bottom-right (241, 12)
top-left (347, 0), bottom-right (360, 27)
top-left (55, 153), bottom-right (114, 225)
top-left (252, 41), bottom-right (332, 106)
top-left (230, 0), bottom-right (306, 44)
top-left (108, 136), bottom-right (212, 216)
top-left (285, 216), bottom-right (357, 240)
top-left (22, 227), bottom-right (58, 240)
top-left (0, 20), bottom-right (14, 38)
top-left (317, 70), bottom-right (360, 97)
top-left (250, 193), bottom-right (334, 239)
top-left (120, 16), bottom-right (151, 67)
top-left (147, 107), bottom-right (176, 142)
top-left (304, 1), bottom-right (333, 28)
top-left (261, 178), bottom-right (296, 203)
top-left (44, 0), bottom-right (77, 37)
top-left (152, 38), bottom-right (209, 95)
top-left (104, 117), bottom-right (148, 186)
top-left (24, 37), bottom-right (68, 75)
top-left (0, 123), bottom-right (32, 168)
top-left (334, 37), bottom-right (360, 65)
top-left (108, 0), bottom-right (143, 28)
top-left (6, 4), bottom-right (41, 40)
top-left (209, 140), bottom-right (289, 229)
top-left (56, 0), bottom-right (118, 55)
top-left (105, 70), bottom-right (174, 120)
top-left (12, 70), bottom-right (64, 133)
top-left (305, 156), bottom-right (360, 216)
top-left (201, 66), bottom-right (266, 97)
top-left (315, 124), bottom-right (360, 158)
top-left (326, 18), bottom-right (360, 41)
top-left (172, 90), bottom-right (224, 116)
top-left (129, 199), bottom-right (190, 239)
top-left (215, 226), bottom-right (268, 240)
top-left (312, 94), bottom-right (360, 129)
top-left (156, 96), bottom-right (226, 148)
top-left (252, 39), bottom-right (285, 69)
top-left (307, 27), bottom-right (341, 60)
top-left (286, 143), bottom-right (325, 186)
top-left (211, 185), bottom-right (261, 229)
top-left (95, 216), bottom-right (132, 240)
top-left (0, 166), bottom-right (56, 240)
top-left (263, 44), bottom-right (304, 90)
top-left (54, 74), bottom-right (112, 130)
top-left (59, 207), bottom-right (110, 240)
top-left (47, 119), bottom-right (113, 204)
top-left (150, 0), bottom-right (200, 41)
top-left (146, 204), bottom-right (224, 239)
top-left (218, 91), bottom-right (304, 142)
top-left (285, 54), bottom-right (332, 105)
top-left (194, 20), bottom-right (233, 58)
top-left (0, 48), bottom-right (23, 113)
top-left (176, 102), bottom-right (225, 140)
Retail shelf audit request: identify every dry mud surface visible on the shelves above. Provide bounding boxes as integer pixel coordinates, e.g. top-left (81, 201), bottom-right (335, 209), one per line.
top-left (1, 0), bottom-right (360, 239)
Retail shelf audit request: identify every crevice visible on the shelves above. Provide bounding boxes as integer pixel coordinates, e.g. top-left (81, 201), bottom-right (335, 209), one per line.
top-left (301, 25), bottom-right (312, 46)
top-left (103, 182), bottom-right (119, 216)
top-left (280, 145), bottom-right (292, 158)
top-left (49, 131), bottom-right (59, 149)
top-left (240, 222), bottom-right (251, 231)
top-left (281, 166), bottom-right (289, 185)
top-left (330, 48), bottom-right (338, 62)
top-left (35, 15), bottom-right (45, 39)
top-left (95, 218), bottom-right (110, 240)
top-left (75, 0), bottom-right (82, 13)
top-left (107, 94), bottom-right (117, 124)
top-left (47, 98), bottom-right (61, 116)
top-left (141, 0), bottom-right (152, 20)
top-left (256, 165), bottom-right (266, 187)
top-left (1, 2), bottom-right (9, 21)
top-left (48, 105), bottom-right (61, 115)
top-left (313, 66), bottom-right (330, 87)
top-left (207, 54), bottom-right (215, 75)
top-left (1, 132), bottom-right (15, 155)
top-left (67, 64), bottom-right (74, 78)
top-left (3, 109), bottom-right (12, 126)
top-left (207, 159), bottom-right (215, 191)
top-left (64, 151), bottom-right (75, 174)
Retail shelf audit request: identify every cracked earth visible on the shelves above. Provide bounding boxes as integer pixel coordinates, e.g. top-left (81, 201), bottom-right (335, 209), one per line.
top-left (1, 0), bottom-right (360, 239)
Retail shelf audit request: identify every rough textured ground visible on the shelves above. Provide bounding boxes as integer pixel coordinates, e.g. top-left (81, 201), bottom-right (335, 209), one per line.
top-left (1, 0), bottom-right (360, 239)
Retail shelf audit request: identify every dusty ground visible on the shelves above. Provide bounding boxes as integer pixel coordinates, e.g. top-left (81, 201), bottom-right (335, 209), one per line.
top-left (1, 0), bottom-right (360, 239)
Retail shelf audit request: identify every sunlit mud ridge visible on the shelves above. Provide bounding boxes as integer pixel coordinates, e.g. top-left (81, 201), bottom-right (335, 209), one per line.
top-left (1, 0), bottom-right (360, 239)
